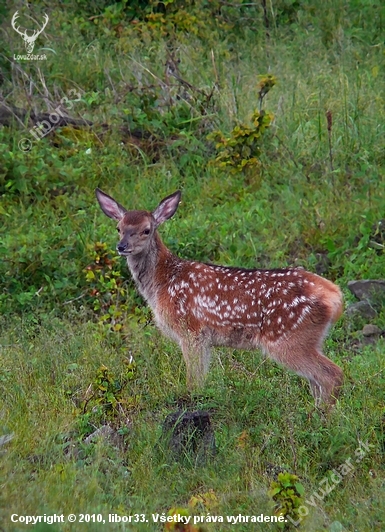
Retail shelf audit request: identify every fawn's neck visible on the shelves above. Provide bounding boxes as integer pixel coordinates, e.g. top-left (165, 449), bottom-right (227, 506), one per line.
top-left (125, 231), bottom-right (175, 304)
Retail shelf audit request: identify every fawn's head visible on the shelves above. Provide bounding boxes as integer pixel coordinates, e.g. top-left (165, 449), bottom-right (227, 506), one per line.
top-left (95, 188), bottom-right (182, 256)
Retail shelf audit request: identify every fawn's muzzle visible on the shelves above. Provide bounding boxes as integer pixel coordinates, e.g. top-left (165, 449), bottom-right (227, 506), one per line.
top-left (117, 243), bottom-right (131, 254)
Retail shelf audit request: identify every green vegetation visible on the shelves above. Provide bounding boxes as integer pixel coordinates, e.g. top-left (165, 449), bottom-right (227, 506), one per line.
top-left (1, 1), bottom-right (384, 530)
top-left (269, 472), bottom-right (306, 529)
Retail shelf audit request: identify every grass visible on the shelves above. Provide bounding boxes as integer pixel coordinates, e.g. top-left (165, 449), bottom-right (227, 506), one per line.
top-left (1, 315), bottom-right (384, 531)
top-left (1, 1), bottom-right (385, 530)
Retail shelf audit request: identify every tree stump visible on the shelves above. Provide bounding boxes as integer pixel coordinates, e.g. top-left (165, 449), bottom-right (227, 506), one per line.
top-left (161, 410), bottom-right (216, 464)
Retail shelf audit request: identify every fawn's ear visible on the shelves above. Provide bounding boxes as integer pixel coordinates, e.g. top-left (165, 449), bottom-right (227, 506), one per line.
top-left (152, 190), bottom-right (182, 227)
top-left (95, 188), bottom-right (127, 220)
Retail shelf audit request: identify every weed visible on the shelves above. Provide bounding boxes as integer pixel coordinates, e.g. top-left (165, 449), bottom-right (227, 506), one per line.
top-left (81, 362), bottom-right (138, 419)
top-left (208, 108), bottom-right (273, 179)
top-left (269, 472), bottom-right (306, 529)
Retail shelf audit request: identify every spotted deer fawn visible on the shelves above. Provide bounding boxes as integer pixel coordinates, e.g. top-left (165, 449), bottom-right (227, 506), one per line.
top-left (96, 189), bottom-right (344, 407)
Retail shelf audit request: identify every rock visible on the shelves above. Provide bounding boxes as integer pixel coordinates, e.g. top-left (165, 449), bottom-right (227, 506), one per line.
top-left (0, 433), bottom-right (14, 448)
top-left (347, 280), bottom-right (385, 303)
top-left (362, 324), bottom-right (382, 337)
top-left (329, 522), bottom-right (347, 532)
top-left (345, 301), bottom-right (377, 319)
top-left (84, 424), bottom-right (123, 447)
top-left (63, 423), bottom-right (127, 460)
top-left (264, 463), bottom-right (286, 479)
top-left (162, 410), bottom-right (216, 464)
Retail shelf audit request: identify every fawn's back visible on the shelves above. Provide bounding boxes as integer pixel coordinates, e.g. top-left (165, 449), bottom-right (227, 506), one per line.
top-left (155, 260), bottom-right (342, 349)
top-left (96, 188), bottom-right (344, 408)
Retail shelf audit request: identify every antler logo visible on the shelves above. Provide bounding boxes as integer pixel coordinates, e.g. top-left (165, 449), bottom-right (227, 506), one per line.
top-left (11, 11), bottom-right (49, 54)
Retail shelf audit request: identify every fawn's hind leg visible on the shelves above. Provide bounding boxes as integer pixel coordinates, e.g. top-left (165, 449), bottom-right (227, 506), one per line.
top-left (267, 341), bottom-right (343, 407)
top-left (306, 349), bottom-right (343, 407)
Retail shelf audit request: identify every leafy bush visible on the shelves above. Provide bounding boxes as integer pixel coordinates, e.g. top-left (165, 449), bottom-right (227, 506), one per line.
top-left (207, 75), bottom-right (276, 179)
top-left (208, 108), bottom-right (273, 177)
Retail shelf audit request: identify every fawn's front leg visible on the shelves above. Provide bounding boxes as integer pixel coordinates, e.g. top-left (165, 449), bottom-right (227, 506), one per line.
top-left (180, 338), bottom-right (212, 390)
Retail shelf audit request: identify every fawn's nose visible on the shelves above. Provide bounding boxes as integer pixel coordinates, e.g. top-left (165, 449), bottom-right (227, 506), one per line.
top-left (117, 243), bottom-right (127, 253)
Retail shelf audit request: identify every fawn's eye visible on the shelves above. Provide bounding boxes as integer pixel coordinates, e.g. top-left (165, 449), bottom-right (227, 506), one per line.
top-left (143, 228), bottom-right (150, 235)
top-left (116, 227), bottom-right (120, 233)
